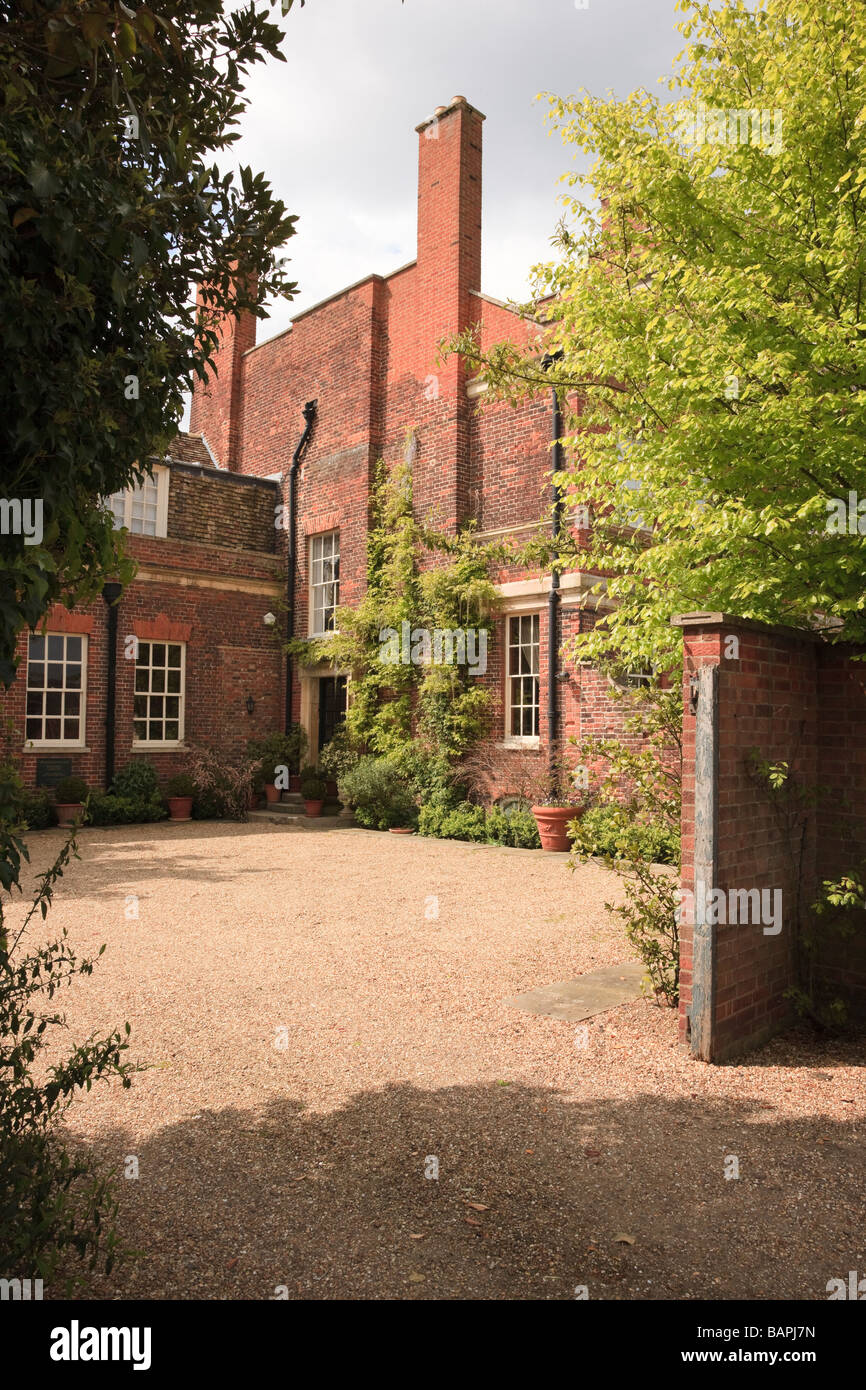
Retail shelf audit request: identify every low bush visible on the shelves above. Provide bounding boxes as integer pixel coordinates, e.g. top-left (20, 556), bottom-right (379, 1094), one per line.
top-left (111, 761), bottom-right (159, 802)
top-left (574, 804), bottom-right (679, 866)
top-left (187, 746), bottom-right (253, 821)
top-left (485, 805), bottom-right (541, 849)
top-left (299, 765), bottom-right (327, 801)
top-left (87, 793), bottom-right (166, 827)
top-left (419, 800), bottom-right (541, 849)
top-left (248, 727), bottom-right (307, 790)
top-left (21, 789), bottom-right (51, 830)
top-left (338, 756), bottom-right (418, 830)
top-left (319, 729), bottom-right (359, 783)
top-left (54, 775), bottom-right (88, 804)
top-left (165, 773), bottom-right (195, 799)
top-left (85, 761), bottom-right (167, 826)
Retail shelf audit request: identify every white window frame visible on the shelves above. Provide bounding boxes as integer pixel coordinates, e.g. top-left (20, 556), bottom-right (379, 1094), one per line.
top-left (107, 465), bottom-right (169, 538)
top-left (309, 530), bottom-right (340, 636)
top-left (132, 640), bottom-right (186, 748)
top-left (505, 613), bottom-right (540, 745)
top-left (24, 632), bottom-right (88, 749)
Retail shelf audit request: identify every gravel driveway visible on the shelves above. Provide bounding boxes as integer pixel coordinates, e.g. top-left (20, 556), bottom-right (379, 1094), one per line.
top-left (13, 821), bottom-right (866, 1301)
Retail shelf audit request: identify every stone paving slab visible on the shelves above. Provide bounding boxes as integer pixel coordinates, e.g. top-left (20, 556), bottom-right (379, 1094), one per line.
top-left (504, 961), bottom-right (645, 1021)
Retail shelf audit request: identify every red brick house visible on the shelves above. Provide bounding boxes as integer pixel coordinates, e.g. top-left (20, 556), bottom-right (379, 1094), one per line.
top-left (189, 95), bottom-right (635, 788)
top-left (5, 96), bottom-right (635, 799)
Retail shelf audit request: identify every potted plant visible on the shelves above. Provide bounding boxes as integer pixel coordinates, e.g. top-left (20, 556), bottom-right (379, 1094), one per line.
top-left (249, 727), bottom-right (307, 805)
top-left (529, 758), bottom-right (586, 852)
top-left (165, 773), bottom-right (195, 821)
top-left (54, 775), bottom-right (89, 827)
top-left (299, 764), bottom-right (327, 817)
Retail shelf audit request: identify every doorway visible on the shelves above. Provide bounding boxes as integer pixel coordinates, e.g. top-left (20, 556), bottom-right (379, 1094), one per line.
top-left (317, 675), bottom-right (347, 752)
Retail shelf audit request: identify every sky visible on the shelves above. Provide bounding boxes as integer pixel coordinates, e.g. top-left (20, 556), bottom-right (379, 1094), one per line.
top-left (227, 0), bottom-right (687, 347)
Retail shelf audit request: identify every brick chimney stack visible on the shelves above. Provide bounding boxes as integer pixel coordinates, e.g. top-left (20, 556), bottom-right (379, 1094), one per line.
top-left (414, 96), bottom-right (485, 531)
top-left (189, 274), bottom-right (257, 471)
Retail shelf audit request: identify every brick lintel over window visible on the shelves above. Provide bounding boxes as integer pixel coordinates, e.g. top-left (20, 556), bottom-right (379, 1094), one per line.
top-left (40, 606), bottom-right (94, 636)
top-left (302, 512), bottom-right (341, 536)
top-left (135, 616), bottom-right (192, 644)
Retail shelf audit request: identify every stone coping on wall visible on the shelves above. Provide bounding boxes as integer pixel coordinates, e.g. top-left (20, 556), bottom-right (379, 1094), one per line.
top-left (670, 611), bottom-right (829, 644)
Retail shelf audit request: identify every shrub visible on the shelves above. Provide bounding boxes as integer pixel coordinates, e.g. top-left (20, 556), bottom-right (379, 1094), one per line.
top-left (166, 773), bottom-right (195, 799)
top-left (486, 805), bottom-right (541, 849)
top-left (574, 804), bottom-right (679, 866)
top-left (338, 756), bottom-right (418, 830)
top-left (299, 765), bottom-right (327, 800)
top-left (111, 760), bottom-right (160, 802)
top-left (419, 800), bottom-right (542, 849)
top-left (248, 727), bottom-right (307, 788)
top-left (319, 728), bottom-right (359, 783)
top-left (0, 811), bottom-right (137, 1287)
top-left (21, 789), bottom-right (51, 830)
top-left (86, 792), bottom-right (166, 826)
top-left (187, 746), bottom-right (253, 821)
top-left (570, 685), bottom-right (683, 1005)
top-left (54, 775), bottom-right (88, 804)
top-left (84, 761), bottom-right (167, 825)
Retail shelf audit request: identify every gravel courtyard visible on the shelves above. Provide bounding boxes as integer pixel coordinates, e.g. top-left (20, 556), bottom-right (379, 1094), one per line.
top-left (15, 821), bottom-right (866, 1301)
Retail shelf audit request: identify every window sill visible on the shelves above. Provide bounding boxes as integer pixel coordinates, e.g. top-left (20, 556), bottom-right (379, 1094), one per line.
top-left (496, 737), bottom-right (541, 751)
top-left (131, 742), bottom-right (186, 753)
top-left (23, 744), bottom-right (90, 753)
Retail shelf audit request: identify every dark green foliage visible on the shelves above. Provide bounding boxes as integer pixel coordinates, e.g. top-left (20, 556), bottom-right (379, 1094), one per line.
top-left (165, 773), bottom-right (195, 798)
top-left (110, 760), bottom-right (159, 801)
top-left (338, 756), bottom-right (418, 831)
top-left (0, 1), bottom-right (300, 687)
top-left (248, 727), bottom-right (307, 789)
top-left (0, 782), bottom-right (138, 1285)
top-left (419, 800), bottom-right (542, 849)
top-left (86, 759), bottom-right (166, 824)
top-left (86, 792), bottom-right (166, 826)
top-left (20, 788), bottom-right (51, 830)
top-left (299, 765), bottom-right (327, 800)
top-left (53, 775), bottom-right (88, 804)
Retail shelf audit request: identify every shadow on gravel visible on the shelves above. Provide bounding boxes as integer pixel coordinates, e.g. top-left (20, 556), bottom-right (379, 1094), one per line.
top-left (58, 1064), bottom-right (866, 1302)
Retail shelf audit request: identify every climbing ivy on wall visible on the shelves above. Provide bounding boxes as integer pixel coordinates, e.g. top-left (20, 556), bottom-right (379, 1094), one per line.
top-left (289, 459), bottom-right (499, 763)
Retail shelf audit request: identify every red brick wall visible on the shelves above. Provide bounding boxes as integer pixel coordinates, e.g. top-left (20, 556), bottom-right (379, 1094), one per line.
top-left (4, 470), bottom-right (284, 794)
top-left (678, 616), bottom-right (866, 1061)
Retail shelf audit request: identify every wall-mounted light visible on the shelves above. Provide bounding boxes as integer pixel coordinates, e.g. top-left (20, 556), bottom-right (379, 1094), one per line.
top-left (246, 695), bottom-right (255, 716)
top-left (263, 612), bottom-right (276, 627)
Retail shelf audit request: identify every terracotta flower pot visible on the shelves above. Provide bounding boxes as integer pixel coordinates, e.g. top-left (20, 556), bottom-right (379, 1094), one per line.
top-left (264, 783), bottom-right (281, 804)
top-left (55, 802), bottom-right (83, 828)
top-left (304, 799), bottom-right (324, 818)
top-left (389, 827), bottom-right (415, 835)
top-left (531, 804), bottom-right (583, 852)
top-left (168, 796), bottom-right (193, 822)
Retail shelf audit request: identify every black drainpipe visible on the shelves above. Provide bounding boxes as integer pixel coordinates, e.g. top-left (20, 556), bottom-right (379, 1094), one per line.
top-left (101, 582), bottom-right (122, 790)
top-left (285, 400), bottom-right (318, 733)
top-left (542, 353), bottom-right (564, 793)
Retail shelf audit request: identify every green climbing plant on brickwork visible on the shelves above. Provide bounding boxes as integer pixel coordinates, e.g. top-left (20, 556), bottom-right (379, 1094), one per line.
top-left (289, 459), bottom-right (499, 764)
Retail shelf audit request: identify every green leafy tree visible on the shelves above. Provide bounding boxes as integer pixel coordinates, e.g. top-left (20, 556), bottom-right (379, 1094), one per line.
top-left (450, 0), bottom-right (866, 673)
top-left (0, 0), bottom-right (302, 684)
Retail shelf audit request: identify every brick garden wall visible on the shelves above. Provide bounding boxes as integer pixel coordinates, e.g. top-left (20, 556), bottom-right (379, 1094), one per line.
top-left (678, 615), bottom-right (866, 1062)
